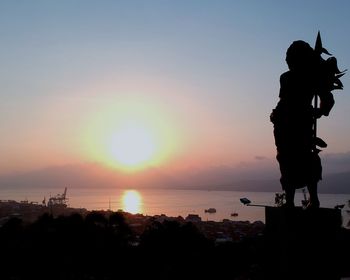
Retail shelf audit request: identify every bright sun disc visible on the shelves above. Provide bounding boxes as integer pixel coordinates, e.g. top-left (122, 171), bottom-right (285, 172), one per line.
top-left (121, 190), bottom-right (142, 214)
top-left (110, 122), bottom-right (156, 166)
top-left (81, 98), bottom-right (180, 172)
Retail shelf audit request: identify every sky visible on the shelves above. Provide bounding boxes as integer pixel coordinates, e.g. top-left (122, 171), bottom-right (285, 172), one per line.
top-left (1, 1), bottom-right (350, 190)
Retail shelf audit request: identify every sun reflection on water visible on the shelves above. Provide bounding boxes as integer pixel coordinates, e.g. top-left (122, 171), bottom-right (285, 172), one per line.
top-left (121, 190), bottom-right (143, 214)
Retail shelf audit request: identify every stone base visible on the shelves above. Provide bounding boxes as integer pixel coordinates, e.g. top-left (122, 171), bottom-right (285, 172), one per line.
top-left (263, 206), bottom-right (343, 280)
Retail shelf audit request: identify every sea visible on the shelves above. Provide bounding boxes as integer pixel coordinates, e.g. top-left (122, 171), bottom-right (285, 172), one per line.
top-left (0, 187), bottom-right (349, 228)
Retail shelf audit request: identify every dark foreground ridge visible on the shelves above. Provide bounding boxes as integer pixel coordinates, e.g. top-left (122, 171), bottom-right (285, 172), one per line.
top-left (0, 205), bottom-right (349, 280)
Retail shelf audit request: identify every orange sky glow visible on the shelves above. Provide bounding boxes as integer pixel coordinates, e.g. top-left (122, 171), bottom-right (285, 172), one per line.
top-left (1, 1), bottom-right (350, 190)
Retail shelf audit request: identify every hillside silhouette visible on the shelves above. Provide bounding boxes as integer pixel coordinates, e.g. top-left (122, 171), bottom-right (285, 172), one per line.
top-left (1, 211), bottom-right (349, 279)
top-left (0, 212), bottom-right (260, 279)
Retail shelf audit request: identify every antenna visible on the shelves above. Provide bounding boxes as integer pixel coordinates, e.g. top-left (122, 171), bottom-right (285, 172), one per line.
top-left (63, 187), bottom-right (67, 200)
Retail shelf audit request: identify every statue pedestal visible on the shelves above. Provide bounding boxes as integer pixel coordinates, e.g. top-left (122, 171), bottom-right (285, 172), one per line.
top-left (264, 206), bottom-right (343, 280)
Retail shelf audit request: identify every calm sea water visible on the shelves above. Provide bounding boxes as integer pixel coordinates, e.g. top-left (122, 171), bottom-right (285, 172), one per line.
top-left (1, 187), bottom-right (349, 227)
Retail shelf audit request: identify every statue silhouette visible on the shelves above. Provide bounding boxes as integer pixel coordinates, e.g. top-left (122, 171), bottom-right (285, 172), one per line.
top-left (271, 33), bottom-right (345, 208)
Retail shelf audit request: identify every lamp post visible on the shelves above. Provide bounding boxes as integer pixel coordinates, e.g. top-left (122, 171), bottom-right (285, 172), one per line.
top-left (240, 198), bottom-right (267, 208)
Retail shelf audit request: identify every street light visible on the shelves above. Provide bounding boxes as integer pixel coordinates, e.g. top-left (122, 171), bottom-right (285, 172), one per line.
top-left (240, 197), bottom-right (267, 207)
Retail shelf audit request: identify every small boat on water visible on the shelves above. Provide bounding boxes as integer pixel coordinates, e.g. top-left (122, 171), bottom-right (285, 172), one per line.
top-left (231, 212), bottom-right (238, 217)
top-left (204, 208), bottom-right (216, 213)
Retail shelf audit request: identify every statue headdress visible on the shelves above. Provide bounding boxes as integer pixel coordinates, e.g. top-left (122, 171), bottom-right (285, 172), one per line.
top-left (313, 32), bottom-right (346, 151)
top-left (314, 31), bottom-right (346, 92)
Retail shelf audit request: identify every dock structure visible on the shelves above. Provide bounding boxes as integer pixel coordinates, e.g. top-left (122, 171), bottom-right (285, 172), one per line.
top-left (264, 206), bottom-right (344, 280)
top-left (47, 187), bottom-right (68, 208)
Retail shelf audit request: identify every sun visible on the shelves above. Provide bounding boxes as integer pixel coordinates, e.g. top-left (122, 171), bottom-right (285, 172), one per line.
top-left (110, 122), bottom-right (156, 167)
top-left (81, 97), bottom-right (181, 172)
top-left (121, 190), bottom-right (142, 214)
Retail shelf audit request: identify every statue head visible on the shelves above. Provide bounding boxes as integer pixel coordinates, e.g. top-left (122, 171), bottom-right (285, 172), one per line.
top-left (286, 40), bottom-right (316, 71)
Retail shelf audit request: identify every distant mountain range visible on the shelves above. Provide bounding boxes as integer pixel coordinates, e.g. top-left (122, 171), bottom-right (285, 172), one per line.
top-left (175, 175), bottom-right (350, 194)
top-left (319, 171), bottom-right (350, 194)
top-left (0, 162), bottom-right (349, 194)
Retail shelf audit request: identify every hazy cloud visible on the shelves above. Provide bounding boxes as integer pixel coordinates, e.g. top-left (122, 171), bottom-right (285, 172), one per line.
top-left (1, 152), bottom-right (350, 193)
top-left (255, 156), bottom-right (266, 161)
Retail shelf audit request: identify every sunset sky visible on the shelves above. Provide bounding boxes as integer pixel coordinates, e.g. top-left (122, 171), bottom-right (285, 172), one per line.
top-left (1, 1), bottom-right (350, 189)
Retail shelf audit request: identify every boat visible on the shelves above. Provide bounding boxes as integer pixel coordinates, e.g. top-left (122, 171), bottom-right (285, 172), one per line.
top-left (231, 212), bottom-right (238, 217)
top-left (204, 208), bottom-right (216, 213)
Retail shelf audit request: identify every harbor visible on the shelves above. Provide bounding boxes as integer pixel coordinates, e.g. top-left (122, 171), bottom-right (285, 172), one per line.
top-left (0, 188), bottom-right (88, 225)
